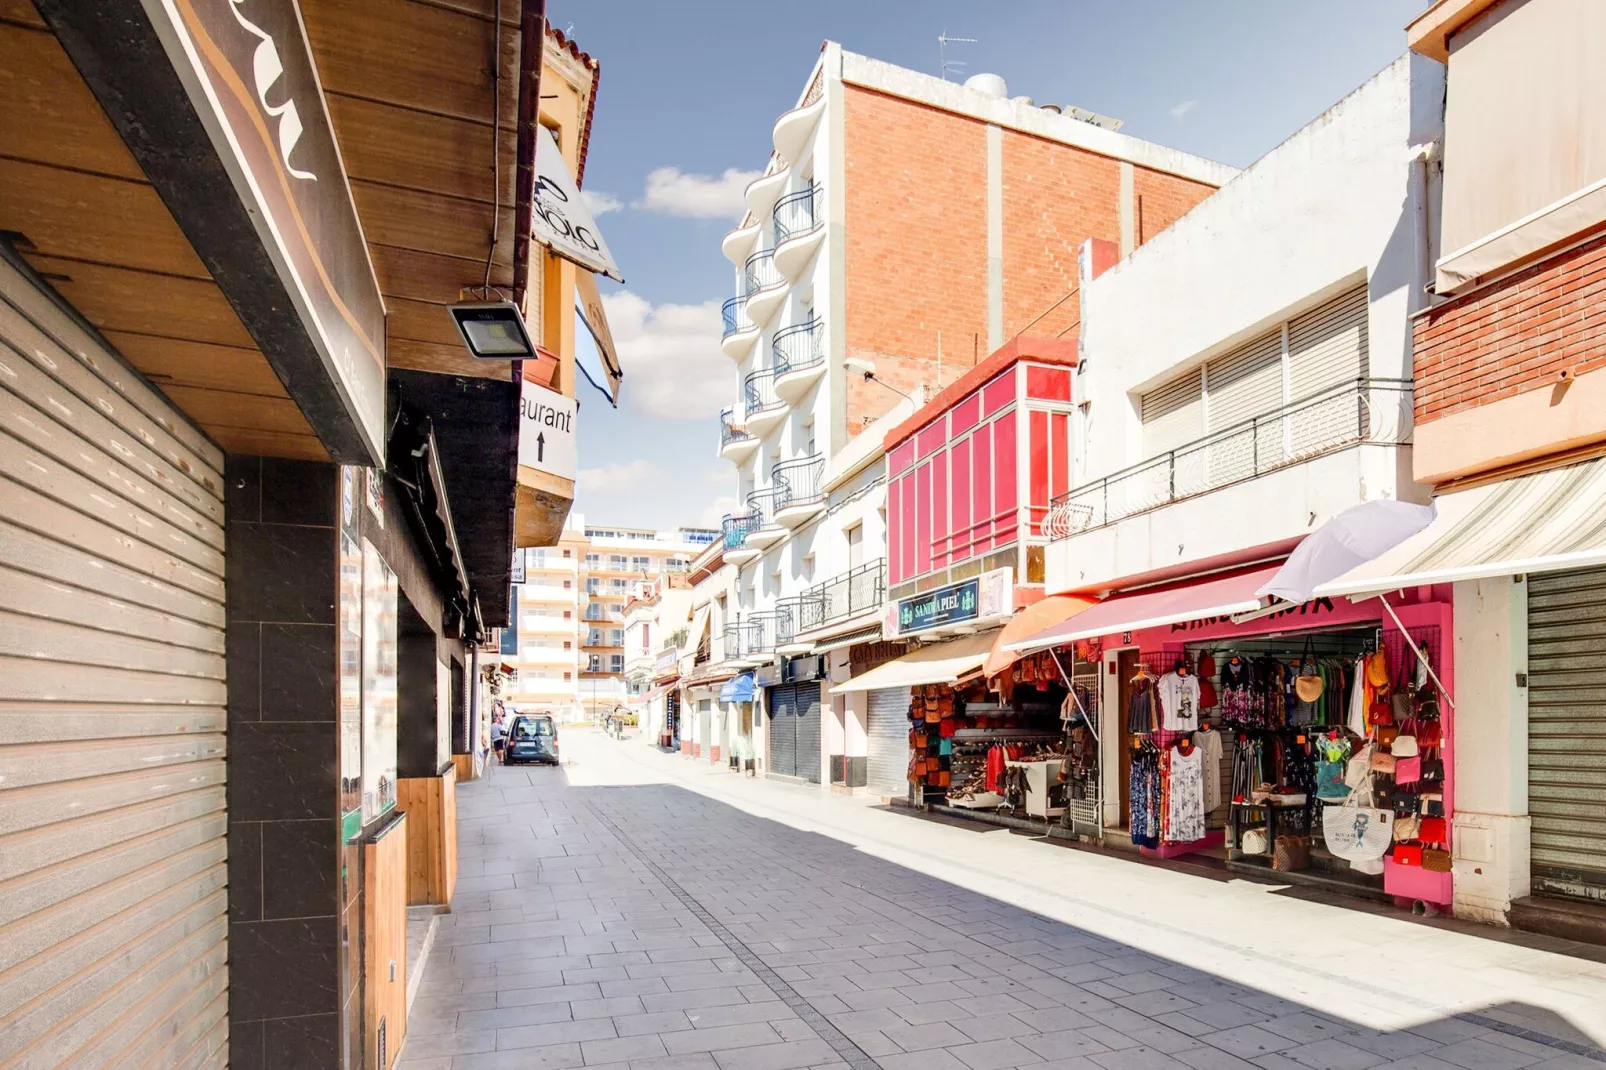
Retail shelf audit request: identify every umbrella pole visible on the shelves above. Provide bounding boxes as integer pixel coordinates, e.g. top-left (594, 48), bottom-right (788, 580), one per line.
top-left (1049, 648), bottom-right (1099, 746)
top-left (1378, 593), bottom-right (1456, 710)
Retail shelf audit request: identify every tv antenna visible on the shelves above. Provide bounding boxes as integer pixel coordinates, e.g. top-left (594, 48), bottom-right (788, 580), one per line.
top-left (938, 32), bottom-right (976, 81)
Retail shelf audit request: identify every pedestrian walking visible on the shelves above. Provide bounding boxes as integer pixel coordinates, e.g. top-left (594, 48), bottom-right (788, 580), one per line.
top-left (491, 708), bottom-right (507, 764)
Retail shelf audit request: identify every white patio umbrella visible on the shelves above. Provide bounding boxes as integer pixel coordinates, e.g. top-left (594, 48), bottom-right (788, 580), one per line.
top-left (1258, 499), bottom-right (1437, 604)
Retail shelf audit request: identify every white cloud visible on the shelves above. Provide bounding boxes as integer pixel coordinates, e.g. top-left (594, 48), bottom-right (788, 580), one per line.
top-left (578, 458), bottom-right (656, 494)
top-left (696, 495), bottom-right (741, 529)
top-left (634, 166), bottom-right (761, 220)
top-left (580, 189), bottom-right (622, 215)
top-left (602, 290), bottom-right (728, 421)
top-left (1169, 99), bottom-right (1198, 119)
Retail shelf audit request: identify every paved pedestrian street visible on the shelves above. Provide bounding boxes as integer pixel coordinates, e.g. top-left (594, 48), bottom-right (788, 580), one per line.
top-left (400, 732), bottom-right (1606, 1070)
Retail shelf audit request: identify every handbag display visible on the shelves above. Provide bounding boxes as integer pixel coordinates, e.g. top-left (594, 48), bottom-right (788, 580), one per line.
top-left (1421, 757), bottom-right (1445, 783)
top-left (1370, 751), bottom-right (1396, 774)
top-left (1393, 844), bottom-right (1424, 867)
top-left (1419, 816), bottom-right (1447, 844)
top-left (1366, 649), bottom-right (1390, 689)
top-left (1315, 757), bottom-right (1350, 801)
top-left (1417, 720), bottom-right (1442, 747)
top-left (1392, 720), bottom-right (1419, 758)
top-left (1422, 847), bottom-right (1452, 873)
top-left (1240, 827), bottom-right (1270, 855)
top-left (1377, 725), bottom-right (1399, 747)
top-left (1393, 814), bottom-right (1421, 842)
top-left (1420, 793), bottom-right (1445, 818)
top-left (1346, 747), bottom-right (1373, 788)
top-left (1323, 769), bottom-right (1393, 861)
top-left (1295, 638), bottom-right (1325, 703)
top-left (1395, 755), bottom-right (1422, 785)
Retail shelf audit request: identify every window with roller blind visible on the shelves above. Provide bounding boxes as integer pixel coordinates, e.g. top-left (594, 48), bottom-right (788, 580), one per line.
top-left (1139, 282), bottom-right (1368, 470)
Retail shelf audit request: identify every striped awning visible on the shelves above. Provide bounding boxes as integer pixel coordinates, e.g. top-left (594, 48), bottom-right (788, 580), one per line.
top-left (1322, 456), bottom-right (1606, 596)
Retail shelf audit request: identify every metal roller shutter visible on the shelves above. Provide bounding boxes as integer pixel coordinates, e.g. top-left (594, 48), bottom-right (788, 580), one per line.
top-left (1204, 331), bottom-right (1285, 486)
top-left (767, 686), bottom-right (799, 778)
top-left (1288, 283), bottom-right (1368, 401)
top-left (0, 257), bottom-right (229, 1064)
top-left (1140, 368), bottom-right (1203, 459)
top-left (794, 684), bottom-right (822, 784)
top-left (867, 687), bottom-right (912, 799)
top-left (1527, 567), bottom-right (1606, 902)
top-left (697, 700), bottom-right (712, 754)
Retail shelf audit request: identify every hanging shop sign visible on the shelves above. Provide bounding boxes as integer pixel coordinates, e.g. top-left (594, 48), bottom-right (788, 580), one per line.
top-left (888, 568), bottom-right (1013, 639)
top-left (753, 663), bottom-right (781, 687)
top-left (785, 655), bottom-right (826, 683)
top-left (534, 126), bottom-right (623, 282)
top-left (518, 379), bottom-right (578, 482)
top-left (143, 0), bottom-right (388, 464)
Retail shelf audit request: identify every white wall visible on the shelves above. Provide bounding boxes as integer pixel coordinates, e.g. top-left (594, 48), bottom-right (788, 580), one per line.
top-left (1049, 54), bottom-right (1445, 594)
top-left (1078, 54), bottom-right (1443, 481)
top-left (1451, 576), bottom-right (1532, 924)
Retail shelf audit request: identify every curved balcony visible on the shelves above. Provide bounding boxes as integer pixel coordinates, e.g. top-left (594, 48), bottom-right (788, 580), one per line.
top-left (719, 406), bottom-right (757, 463)
top-left (743, 367), bottom-right (786, 437)
top-left (743, 249), bottom-right (788, 329)
top-left (772, 454), bottom-right (826, 528)
top-left (721, 512), bottom-right (762, 566)
top-left (774, 596), bottom-right (812, 656)
top-left (773, 186), bottom-right (824, 282)
top-left (721, 220), bottom-right (760, 265)
top-left (721, 294), bottom-right (759, 360)
top-left (744, 487), bottom-right (787, 549)
top-left (773, 97), bottom-right (826, 168)
top-left (744, 167), bottom-right (790, 221)
top-left (773, 318), bottom-right (825, 404)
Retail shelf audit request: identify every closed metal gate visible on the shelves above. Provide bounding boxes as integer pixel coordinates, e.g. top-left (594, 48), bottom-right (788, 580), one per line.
top-left (0, 257), bottom-right (229, 1062)
top-left (767, 686), bottom-right (799, 777)
top-left (867, 687), bottom-right (912, 798)
top-left (697, 699), bottom-right (711, 753)
top-left (767, 683), bottom-right (821, 782)
top-left (1527, 566), bottom-right (1606, 903)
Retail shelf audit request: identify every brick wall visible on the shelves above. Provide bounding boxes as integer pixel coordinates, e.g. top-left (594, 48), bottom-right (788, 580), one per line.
top-left (1414, 232), bottom-right (1606, 424)
top-left (1000, 130), bottom-right (1119, 339)
top-left (842, 86), bottom-right (1218, 436)
top-left (843, 85), bottom-right (988, 435)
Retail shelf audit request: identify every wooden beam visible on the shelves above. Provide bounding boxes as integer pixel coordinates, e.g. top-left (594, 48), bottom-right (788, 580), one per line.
top-left (23, 255), bottom-right (255, 349)
top-left (158, 386), bottom-right (320, 437)
top-left (203, 426), bottom-right (330, 463)
top-left (327, 94), bottom-right (516, 206)
top-left (387, 338), bottom-right (508, 381)
top-left (103, 332), bottom-right (289, 398)
top-left (351, 182), bottom-right (515, 265)
top-left (0, 23), bottom-right (145, 180)
top-left (367, 244), bottom-right (513, 307)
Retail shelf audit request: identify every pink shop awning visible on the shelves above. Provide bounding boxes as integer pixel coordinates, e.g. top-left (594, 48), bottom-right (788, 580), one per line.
top-left (1004, 564), bottom-right (1282, 652)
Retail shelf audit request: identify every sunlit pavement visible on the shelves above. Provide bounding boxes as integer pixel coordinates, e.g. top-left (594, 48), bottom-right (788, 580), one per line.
top-left (400, 729), bottom-right (1606, 1070)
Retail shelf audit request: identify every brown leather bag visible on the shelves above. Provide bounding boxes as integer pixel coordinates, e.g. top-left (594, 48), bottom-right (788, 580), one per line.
top-left (1272, 836), bottom-right (1310, 872)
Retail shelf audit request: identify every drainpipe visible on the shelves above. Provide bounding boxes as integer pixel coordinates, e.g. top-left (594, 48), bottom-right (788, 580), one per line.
top-left (1407, 141), bottom-right (1439, 315)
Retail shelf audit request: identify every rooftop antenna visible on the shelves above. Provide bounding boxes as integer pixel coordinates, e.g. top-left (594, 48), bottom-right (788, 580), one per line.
top-left (938, 32), bottom-right (976, 81)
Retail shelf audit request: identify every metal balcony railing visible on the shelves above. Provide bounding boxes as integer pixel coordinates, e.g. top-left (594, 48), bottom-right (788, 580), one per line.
top-left (773, 185), bottom-right (819, 244)
top-left (795, 558), bottom-right (886, 633)
top-left (1046, 378), bottom-right (1414, 539)
top-left (744, 367), bottom-right (782, 416)
top-left (773, 318), bottom-right (823, 378)
top-left (772, 454), bottom-right (825, 513)
top-left (744, 249), bottom-right (783, 293)
top-left (723, 618), bottom-right (769, 660)
top-left (722, 511), bottom-right (760, 551)
top-left (745, 486), bottom-right (778, 527)
top-left (721, 294), bottom-right (752, 338)
top-left (719, 406), bottom-right (753, 450)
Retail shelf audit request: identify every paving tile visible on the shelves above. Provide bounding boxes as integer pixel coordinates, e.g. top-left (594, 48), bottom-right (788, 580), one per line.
top-left (1175, 1047), bottom-right (1264, 1070)
top-left (877, 1050), bottom-right (972, 1070)
top-left (580, 1035), bottom-right (670, 1065)
top-left (1203, 1027), bottom-right (1301, 1059)
top-left (1089, 1049), bottom-right (1193, 1070)
top-left (893, 1001), bottom-right (980, 1026)
top-left (1018, 1029), bottom-right (1116, 1060)
top-left (1280, 1040), bottom-right (1389, 1070)
top-left (663, 1023), bottom-right (787, 1054)
top-left (1431, 1039), bottom-right (1548, 1070)
top-left (1179, 1005), bottom-right (1272, 1032)
top-left (453, 1040), bottom-right (585, 1070)
top-left (1336, 1032), bottom-right (1445, 1061)
top-left (1258, 1017), bottom-right (1349, 1047)
top-left (399, 1031), bottom-right (499, 1059)
top-left (951, 1038), bottom-right (1047, 1070)
top-left (1014, 1009), bottom-right (1097, 1034)
top-left (685, 1003), bottom-right (800, 1029)
top-left (499, 1018), bottom-right (620, 1049)
top-left (884, 1021), bottom-right (974, 1051)
top-left (708, 1039), bottom-right (838, 1070)
top-left (612, 1012), bottom-right (696, 1038)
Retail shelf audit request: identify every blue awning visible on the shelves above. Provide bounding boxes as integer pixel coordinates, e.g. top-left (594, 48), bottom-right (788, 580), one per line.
top-left (719, 672), bottom-right (755, 703)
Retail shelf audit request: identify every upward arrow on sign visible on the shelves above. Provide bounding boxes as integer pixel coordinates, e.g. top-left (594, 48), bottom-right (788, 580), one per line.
top-left (536, 432), bottom-right (546, 463)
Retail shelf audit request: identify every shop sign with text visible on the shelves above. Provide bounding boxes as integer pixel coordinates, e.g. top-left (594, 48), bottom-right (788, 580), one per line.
top-left (887, 568), bottom-right (1013, 638)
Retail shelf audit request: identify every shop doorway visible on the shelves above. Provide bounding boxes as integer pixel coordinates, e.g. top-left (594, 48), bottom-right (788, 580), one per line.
top-left (1116, 649), bottom-right (1139, 829)
top-left (767, 683), bottom-right (822, 782)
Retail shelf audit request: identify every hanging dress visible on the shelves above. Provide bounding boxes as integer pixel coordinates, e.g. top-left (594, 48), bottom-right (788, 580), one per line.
top-left (1165, 744), bottom-right (1207, 843)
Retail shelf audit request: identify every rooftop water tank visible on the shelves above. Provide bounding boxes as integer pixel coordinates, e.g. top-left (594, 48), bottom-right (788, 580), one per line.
top-left (963, 73), bottom-right (1008, 99)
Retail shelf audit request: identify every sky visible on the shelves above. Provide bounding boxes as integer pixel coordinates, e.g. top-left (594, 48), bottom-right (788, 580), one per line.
top-left (561, 0), bottom-right (1427, 533)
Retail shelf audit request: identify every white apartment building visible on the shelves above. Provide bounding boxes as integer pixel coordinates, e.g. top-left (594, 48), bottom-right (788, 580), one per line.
top-left (502, 515), bottom-right (715, 722)
top-left (710, 44), bottom-right (1229, 787)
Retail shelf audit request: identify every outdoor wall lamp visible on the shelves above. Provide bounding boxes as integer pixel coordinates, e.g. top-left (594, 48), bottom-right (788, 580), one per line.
top-left (842, 357), bottom-right (915, 403)
top-left (449, 300), bottom-right (537, 359)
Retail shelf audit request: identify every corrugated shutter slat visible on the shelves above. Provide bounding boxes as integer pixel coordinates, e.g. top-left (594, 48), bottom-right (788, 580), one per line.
top-left (1139, 368), bottom-right (1202, 459)
top-left (867, 687), bottom-right (911, 799)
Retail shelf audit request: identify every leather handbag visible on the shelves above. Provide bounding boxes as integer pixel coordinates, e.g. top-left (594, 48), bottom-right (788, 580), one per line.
top-left (1417, 720), bottom-right (1442, 747)
top-left (1366, 648), bottom-right (1390, 688)
top-left (1420, 793), bottom-right (1445, 817)
top-left (1294, 639), bottom-right (1324, 703)
top-left (1395, 756), bottom-right (1422, 785)
top-left (1369, 698), bottom-right (1395, 727)
top-left (1422, 847), bottom-right (1452, 873)
top-left (1370, 751), bottom-right (1397, 774)
top-left (1273, 835), bottom-right (1310, 872)
top-left (1421, 757), bottom-right (1445, 783)
top-left (1419, 816), bottom-right (1448, 844)
top-left (1392, 720), bottom-right (1419, 758)
top-left (1240, 827), bottom-right (1270, 855)
top-left (1377, 725), bottom-right (1399, 747)
top-left (1393, 844), bottom-right (1424, 867)
top-left (1393, 814), bottom-right (1421, 841)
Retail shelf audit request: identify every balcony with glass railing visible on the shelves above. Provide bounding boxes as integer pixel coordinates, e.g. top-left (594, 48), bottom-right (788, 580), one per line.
top-left (744, 249), bottom-right (788, 328)
top-left (721, 294), bottom-right (758, 359)
top-left (773, 185), bottom-right (824, 281)
top-left (1044, 378), bottom-right (1416, 593)
top-left (773, 317), bottom-right (824, 403)
top-left (772, 454), bottom-right (826, 528)
top-left (719, 405), bottom-right (757, 462)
